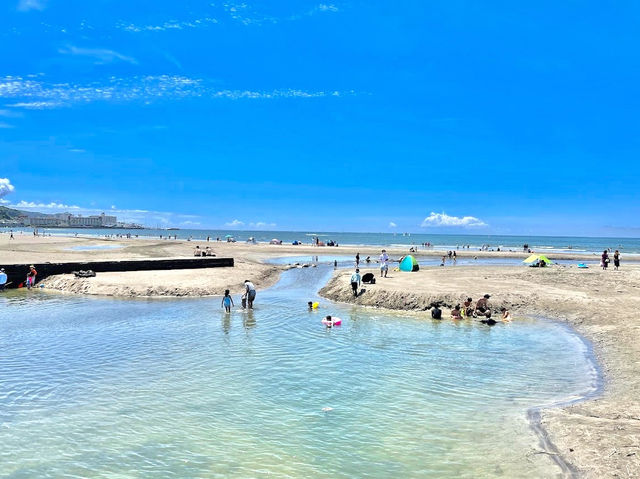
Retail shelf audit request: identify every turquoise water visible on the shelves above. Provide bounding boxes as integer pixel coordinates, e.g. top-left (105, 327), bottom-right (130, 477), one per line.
top-left (0, 267), bottom-right (598, 478)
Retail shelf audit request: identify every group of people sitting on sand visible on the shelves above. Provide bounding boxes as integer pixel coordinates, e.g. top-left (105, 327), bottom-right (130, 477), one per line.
top-left (193, 246), bottom-right (216, 257)
top-left (429, 294), bottom-right (511, 325)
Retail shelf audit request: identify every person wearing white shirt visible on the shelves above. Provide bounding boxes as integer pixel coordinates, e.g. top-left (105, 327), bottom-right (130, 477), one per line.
top-left (379, 250), bottom-right (389, 278)
top-left (244, 280), bottom-right (256, 308)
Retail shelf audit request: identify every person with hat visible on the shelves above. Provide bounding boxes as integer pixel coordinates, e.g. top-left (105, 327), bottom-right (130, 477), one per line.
top-left (474, 294), bottom-right (491, 318)
top-left (0, 268), bottom-right (7, 291)
top-left (26, 265), bottom-right (37, 289)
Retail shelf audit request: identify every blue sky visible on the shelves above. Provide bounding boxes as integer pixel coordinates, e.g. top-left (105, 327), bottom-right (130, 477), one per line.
top-left (1, 0), bottom-right (638, 236)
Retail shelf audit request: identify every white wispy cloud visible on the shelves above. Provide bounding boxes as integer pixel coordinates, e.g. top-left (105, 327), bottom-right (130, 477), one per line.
top-left (225, 219), bottom-right (244, 227)
top-left (317, 4), bottom-right (339, 12)
top-left (0, 122), bottom-right (14, 129)
top-left (5, 101), bottom-right (64, 110)
top-left (15, 200), bottom-right (81, 209)
top-left (388, 221), bottom-right (397, 228)
top-left (0, 108), bottom-right (23, 118)
top-left (0, 75), bottom-right (354, 109)
top-left (118, 17), bottom-right (219, 33)
top-left (118, 2), bottom-right (340, 32)
top-left (58, 46), bottom-right (138, 65)
top-left (0, 178), bottom-right (15, 199)
top-left (421, 212), bottom-right (487, 228)
top-left (181, 220), bottom-right (201, 226)
top-left (249, 221), bottom-right (276, 228)
top-left (17, 0), bottom-right (46, 12)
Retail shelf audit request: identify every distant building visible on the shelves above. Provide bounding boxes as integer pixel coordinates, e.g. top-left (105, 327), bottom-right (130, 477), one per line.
top-left (22, 212), bottom-right (119, 228)
top-left (28, 216), bottom-right (59, 226)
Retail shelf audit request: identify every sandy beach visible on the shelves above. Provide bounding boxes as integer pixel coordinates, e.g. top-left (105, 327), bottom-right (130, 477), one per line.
top-left (2, 233), bottom-right (639, 476)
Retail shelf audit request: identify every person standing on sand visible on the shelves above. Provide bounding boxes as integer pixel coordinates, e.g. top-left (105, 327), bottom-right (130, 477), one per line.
top-left (244, 280), bottom-right (256, 308)
top-left (350, 269), bottom-right (361, 297)
top-left (601, 250), bottom-right (609, 270)
top-left (379, 249), bottom-right (389, 277)
top-left (355, 252), bottom-right (360, 267)
top-left (614, 250), bottom-right (620, 270)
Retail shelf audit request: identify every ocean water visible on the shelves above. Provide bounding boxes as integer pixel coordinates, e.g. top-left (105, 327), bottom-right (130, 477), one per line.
top-left (3, 227), bottom-right (639, 255)
top-left (0, 266), bottom-right (599, 478)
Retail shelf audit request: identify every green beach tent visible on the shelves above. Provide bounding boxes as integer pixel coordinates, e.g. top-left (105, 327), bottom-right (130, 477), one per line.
top-left (399, 255), bottom-right (420, 272)
top-left (523, 254), bottom-right (553, 265)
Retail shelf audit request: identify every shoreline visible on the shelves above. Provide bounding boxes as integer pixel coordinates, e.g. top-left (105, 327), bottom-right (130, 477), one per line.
top-left (318, 264), bottom-right (640, 477)
top-left (3, 229), bottom-right (640, 259)
top-left (525, 316), bottom-right (605, 477)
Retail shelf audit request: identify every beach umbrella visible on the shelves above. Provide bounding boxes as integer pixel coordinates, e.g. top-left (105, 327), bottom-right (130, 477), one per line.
top-left (225, 234), bottom-right (234, 238)
top-left (523, 254), bottom-right (553, 265)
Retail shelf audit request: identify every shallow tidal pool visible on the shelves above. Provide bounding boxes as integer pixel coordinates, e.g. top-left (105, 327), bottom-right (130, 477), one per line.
top-left (0, 266), bottom-right (598, 478)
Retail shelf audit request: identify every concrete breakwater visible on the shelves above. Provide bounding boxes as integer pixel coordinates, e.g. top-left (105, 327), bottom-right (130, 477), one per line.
top-left (1, 257), bottom-right (234, 289)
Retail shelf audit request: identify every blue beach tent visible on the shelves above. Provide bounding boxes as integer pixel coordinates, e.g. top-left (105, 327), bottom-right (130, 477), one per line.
top-left (399, 255), bottom-right (419, 272)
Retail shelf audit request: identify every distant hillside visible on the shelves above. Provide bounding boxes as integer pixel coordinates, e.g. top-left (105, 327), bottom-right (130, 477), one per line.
top-left (0, 206), bottom-right (50, 220)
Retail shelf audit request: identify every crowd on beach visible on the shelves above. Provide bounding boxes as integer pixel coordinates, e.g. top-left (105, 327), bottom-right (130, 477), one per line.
top-left (343, 249), bottom-right (512, 326)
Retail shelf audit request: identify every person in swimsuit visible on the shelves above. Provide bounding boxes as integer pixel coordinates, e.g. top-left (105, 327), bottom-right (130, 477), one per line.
top-left (463, 297), bottom-right (474, 317)
top-left (474, 294), bottom-right (491, 317)
top-left (601, 250), bottom-right (609, 270)
top-left (221, 289), bottom-right (234, 313)
top-left (451, 304), bottom-right (462, 320)
top-left (614, 250), bottom-right (620, 270)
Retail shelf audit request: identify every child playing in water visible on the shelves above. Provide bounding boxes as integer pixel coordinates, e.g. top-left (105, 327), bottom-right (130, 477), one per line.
top-left (451, 304), bottom-right (463, 320)
top-left (221, 289), bottom-right (234, 313)
top-left (501, 307), bottom-right (512, 322)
